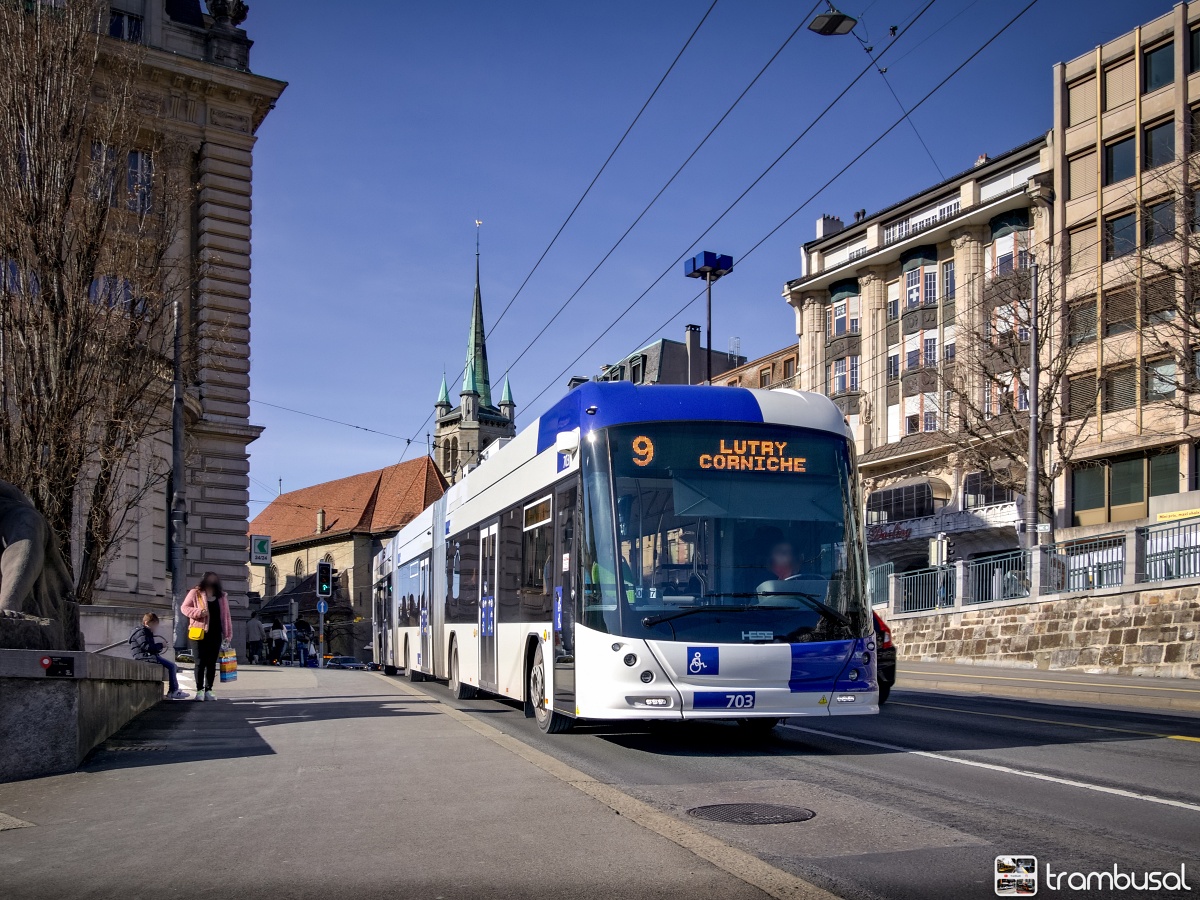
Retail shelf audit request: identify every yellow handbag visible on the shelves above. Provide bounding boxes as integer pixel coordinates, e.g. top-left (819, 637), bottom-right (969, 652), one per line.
top-left (188, 624), bottom-right (205, 641)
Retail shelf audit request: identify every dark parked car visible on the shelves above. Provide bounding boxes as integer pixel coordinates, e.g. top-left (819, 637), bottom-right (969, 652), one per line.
top-left (326, 656), bottom-right (368, 670)
top-left (873, 611), bottom-right (896, 704)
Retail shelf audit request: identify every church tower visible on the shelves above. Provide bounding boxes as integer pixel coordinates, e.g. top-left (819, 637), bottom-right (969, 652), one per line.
top-left (433, 231), bottom-right (517, 482)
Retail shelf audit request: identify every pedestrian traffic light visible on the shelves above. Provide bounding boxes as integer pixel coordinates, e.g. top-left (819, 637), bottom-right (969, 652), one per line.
top-left (317, 561), bottom-right (332, 598)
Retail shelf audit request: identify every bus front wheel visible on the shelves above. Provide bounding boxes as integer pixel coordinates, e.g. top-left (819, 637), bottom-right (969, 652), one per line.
top-left (529, 653), bottom-right (572, 734)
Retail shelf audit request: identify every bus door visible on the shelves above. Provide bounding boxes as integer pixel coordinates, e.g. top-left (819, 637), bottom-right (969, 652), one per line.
top-left (553, 483), bottom-right (578, 713)
top-left (418, 557), bottom-right (431, 673)
top-left (479, 522), bottom-right (499, 691)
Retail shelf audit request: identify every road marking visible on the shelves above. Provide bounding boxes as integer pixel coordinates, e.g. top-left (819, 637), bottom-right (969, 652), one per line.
top-left (371, 674), bottom-right (842, 900)
top-left (893, 701), bottom-right (1200, 743)
top-left (897, 668), bottom-right (1200, 694)
top-left (0, 812), bottom-right (34, 831)
top-left (782, 724), bottom-right (1200, 814)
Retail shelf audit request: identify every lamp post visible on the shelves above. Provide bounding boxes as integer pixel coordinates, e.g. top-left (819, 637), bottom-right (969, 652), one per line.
top-left (684, 251), bottom-right (733, 384)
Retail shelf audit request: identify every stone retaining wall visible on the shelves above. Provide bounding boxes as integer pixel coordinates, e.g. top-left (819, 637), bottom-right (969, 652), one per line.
top-left (889, 585), bottom-right (1200, 678)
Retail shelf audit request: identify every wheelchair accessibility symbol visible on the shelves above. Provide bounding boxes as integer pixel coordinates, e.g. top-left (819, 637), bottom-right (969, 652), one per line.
top-left (686, 646), bottom-right (719, 676)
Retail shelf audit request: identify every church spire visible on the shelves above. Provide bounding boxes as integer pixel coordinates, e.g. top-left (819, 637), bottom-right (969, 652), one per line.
top-left (461, 220), bottom-right (493, 408)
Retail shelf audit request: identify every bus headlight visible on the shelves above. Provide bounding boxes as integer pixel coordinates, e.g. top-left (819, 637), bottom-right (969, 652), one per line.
top-left (640, 670), bottom-right (654, 683)
top-left (847, 668), bottom-right (860, 681)
top-left (623, 653), bottom-right (637, 667)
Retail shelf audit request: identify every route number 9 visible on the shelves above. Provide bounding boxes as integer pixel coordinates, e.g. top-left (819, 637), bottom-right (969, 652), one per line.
top-left (632, 435), bottom-right (654, 467)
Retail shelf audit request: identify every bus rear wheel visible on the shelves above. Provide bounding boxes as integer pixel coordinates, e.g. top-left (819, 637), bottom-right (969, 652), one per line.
top-left (448, 642), bottom-right (476, 700)
top-left (529, 653), bottom-right (571, 734)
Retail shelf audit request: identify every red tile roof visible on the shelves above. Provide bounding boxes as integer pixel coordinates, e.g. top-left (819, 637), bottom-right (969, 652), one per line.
top-left (249, 457), bottom-right (447, 548)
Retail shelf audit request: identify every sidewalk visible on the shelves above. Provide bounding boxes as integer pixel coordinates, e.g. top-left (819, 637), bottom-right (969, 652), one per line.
top-left (898, 659), bottom-right (1200, 711)
top-left (0, 666), bottom-right (788, 900)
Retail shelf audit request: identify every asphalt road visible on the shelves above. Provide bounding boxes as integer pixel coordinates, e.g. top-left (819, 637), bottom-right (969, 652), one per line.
top-left (402, 673), bottom-right (1200, 900)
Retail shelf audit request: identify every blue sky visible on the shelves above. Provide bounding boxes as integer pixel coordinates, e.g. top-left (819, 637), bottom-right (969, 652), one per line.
top-left (244, 0), bottom-right (1165, 505)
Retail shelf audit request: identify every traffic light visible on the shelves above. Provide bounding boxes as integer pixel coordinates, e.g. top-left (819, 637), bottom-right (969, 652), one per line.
top-left (317, 560), bottom-right (332, 598)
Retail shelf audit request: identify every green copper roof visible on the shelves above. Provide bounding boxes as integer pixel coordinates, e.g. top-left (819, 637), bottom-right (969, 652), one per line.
top-left (500, 375), bottom-right (513, 406)
top-left (436, 374), bottom-right (450, 406)
top-left (461, 254), bottom-right (493, 406)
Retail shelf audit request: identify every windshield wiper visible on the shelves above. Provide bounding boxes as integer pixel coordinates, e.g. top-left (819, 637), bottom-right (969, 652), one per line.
top-left (707, 591), bottom-right (852, 628)
top-left (641, 605), bottom-right (754, 627)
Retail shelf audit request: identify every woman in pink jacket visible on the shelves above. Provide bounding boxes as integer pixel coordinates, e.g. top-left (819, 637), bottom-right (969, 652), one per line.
top-left (181, 572), bottom-right (233, 701)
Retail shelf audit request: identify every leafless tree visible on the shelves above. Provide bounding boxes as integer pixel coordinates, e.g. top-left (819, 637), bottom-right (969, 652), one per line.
top-left (0, 0), bottom-right (192, 602)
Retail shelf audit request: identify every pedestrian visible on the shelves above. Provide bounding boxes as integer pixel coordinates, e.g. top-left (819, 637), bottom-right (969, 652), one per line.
top-left (268, 617), bottom-right (288, 665)
top-left (182, 572), bottom-right (233, 701)
top-left (296, 617), bottom-right (313, 666)
top-left (133, 613), bottom-right (189, 699)
top-left (246, 611), bottom-right (266, 664)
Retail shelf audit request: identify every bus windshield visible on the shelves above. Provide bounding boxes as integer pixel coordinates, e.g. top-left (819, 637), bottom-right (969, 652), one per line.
top-left (579, 422), bottom-right (868, 644)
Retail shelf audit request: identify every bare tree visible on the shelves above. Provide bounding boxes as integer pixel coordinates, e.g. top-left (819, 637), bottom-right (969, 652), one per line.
top-left (0, 0), bottom-right (192, 602)
top-left (939, 242), bottom-right (1116, 531)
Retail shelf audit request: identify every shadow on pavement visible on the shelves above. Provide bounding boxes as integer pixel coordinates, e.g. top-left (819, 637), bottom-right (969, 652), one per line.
top-left (83, 696), bottom-right (435, 772)
top-left (583, 690), bottom-right (1200, 757)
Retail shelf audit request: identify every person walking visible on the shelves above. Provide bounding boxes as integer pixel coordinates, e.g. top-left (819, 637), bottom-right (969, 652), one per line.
top-left (246, 611), bottom-right (266, 664)
top-left (182, 572), bottom-right (233, 701)
top-left (268, 617), bottom-right (288, 665)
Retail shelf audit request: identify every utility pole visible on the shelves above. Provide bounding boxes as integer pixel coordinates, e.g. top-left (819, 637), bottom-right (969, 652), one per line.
top-left (1024, 263), bottom-right (1040, 551)
top-left (170, 294), bottom-right (187, 654)
top-left (705, 271), bottom-right (713, 385)
top-left (684, 252), bottom-right (733, 384)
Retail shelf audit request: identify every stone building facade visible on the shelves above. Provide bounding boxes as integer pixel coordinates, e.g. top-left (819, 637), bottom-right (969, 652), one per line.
top-left (576, 324), bottom-right (746, 388)
top-left (719, 344), bottom-right (799, 389)
top-left (87, 1), bottom-right (284, 623)
top-left (785, 140), bottom-right (1049, 572)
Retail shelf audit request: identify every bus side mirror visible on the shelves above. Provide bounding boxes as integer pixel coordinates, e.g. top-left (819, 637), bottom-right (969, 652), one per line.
top-left (555, 429), bottom-right (580, 458)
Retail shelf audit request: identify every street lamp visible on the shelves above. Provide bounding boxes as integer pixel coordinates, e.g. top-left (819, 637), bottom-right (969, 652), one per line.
top-left (808, 7), bottom-right (857, 36)
top-left (684, 251), bottom-right (733, 385)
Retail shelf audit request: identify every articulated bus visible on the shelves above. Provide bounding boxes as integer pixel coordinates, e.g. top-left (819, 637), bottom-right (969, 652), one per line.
top-left (372, 382), bottom-right (878, 733)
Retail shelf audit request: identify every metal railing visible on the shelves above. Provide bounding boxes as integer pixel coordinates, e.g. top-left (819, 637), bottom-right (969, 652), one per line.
top-left (897, 565), bottom-right (955, 612)
top-left (1041, 534), bottom-right (1126, 593)
top-left (1143, 516), bottom-right (1200, 583)
top-left (965, 550), bottom-right (1030, 604)
top-left (869, 562), bottom-right (893, 605)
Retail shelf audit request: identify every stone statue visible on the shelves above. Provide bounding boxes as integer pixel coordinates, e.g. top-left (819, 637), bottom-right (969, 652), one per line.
top-left (0, 480), bottom-right (82, 651)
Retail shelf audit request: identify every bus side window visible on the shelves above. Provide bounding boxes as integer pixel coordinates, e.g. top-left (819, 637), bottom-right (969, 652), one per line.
top-left (446, 529), bottom-right (480, 623)
top-left (497, 509), bottom-right (523, 622)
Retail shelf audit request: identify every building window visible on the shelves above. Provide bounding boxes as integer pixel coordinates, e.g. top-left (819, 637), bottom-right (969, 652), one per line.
top-left (1192, 27), bottom-right (1200, 75)
top-left (1144, 42), bottom-right (1174, 93)
top-left (1067, 76), bottom-right (1097, 126)
top-left (783, 356), bottom-right (795, 380)
top-left (1145, 357), bottom-right (1177, 401)
top-left (629, 356), bottom-right (643, 384)
top-left (905, 269), bottom-right (920, 309)
top-left (923, 336), bottom-right (937, 368)
top-left (294, 559), bottom-right (304, 579)
top-left (1067, 373), bottom-right (1097, 420)
top-left (127, 150), bottom-right (153, 213)
top-left (1103, 135), bottom-right (1135, 185)
top-left (832, 302), bottom-right (847, 336)
top-left (923, 411), bottom-right (937, 432)
top-left (849, 355), bottom-right (859, 392)
top-left (1104, 212), bottom-right (1137, 261)
top-left (1068, 298), bottom-right (1097, 345)
top-left (944, 339), bottom-right (955, 362)
top-left (108, 8), bottom-right (143, 43)
top-left (906, 414), bottom-right (920, 435)
top-left (1145, 198), bottom-right (1175, 247)
top-left (1104, 287), bottom-right (1136, 336)
top-left (1104, 57), bottom-right (1136, 110)
top-left (1069, 223), bottom-right (1096, 273)
top-left (759, 368), bottom-right (771, 388)
top-left (1067, 152), bottom-right (1097, 200)
top-left (942, 260), bottom-right (955, 301)
top-left (866, 482), bottom-right (946, 524)
top-left (831, 358), bottom-right (846, 394)
top-left (1016, 382), bottom-right (1029, 411)
top-left (887, 295), bottom-right (899, 320)
top-left (1144, 277), bottom-right (1175, 323)
top-left (1104, 365), bottom-right (1137, 412)
top-left (983, 385), bottom-right (993, 418)
top-left (906, 348), bottom-right (920, 371)
top-left (1144, 120), bottom-right (1175, 170)
top-left (964, 472), bottom-right (1014, 509)
top-left (1071, 449), bottom-right (1179, 525)
top-left (887, 352), bottom-right (900, 381)
top-left (923, 270), bottom-right (937, 305)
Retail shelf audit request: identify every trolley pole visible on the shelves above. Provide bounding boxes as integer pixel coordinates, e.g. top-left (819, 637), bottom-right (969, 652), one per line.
top-left (1024, 263), bottom-right (1040, 551)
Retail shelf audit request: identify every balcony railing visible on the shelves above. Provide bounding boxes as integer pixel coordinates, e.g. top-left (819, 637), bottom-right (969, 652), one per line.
top-left (1040, 534), bottom-right (1126, 594)
top-left (1143, 516), bottom-right (1200, 583)
top-left (897, 566), bottom-right (955, 612)
top-left (964, 550), bottom-right (1030, 604)
top-left (868, 562), bottom-right (893, 605)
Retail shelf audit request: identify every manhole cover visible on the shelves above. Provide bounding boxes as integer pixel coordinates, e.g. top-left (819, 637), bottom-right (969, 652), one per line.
top-left (686, 803), bottom-right (815, 825)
